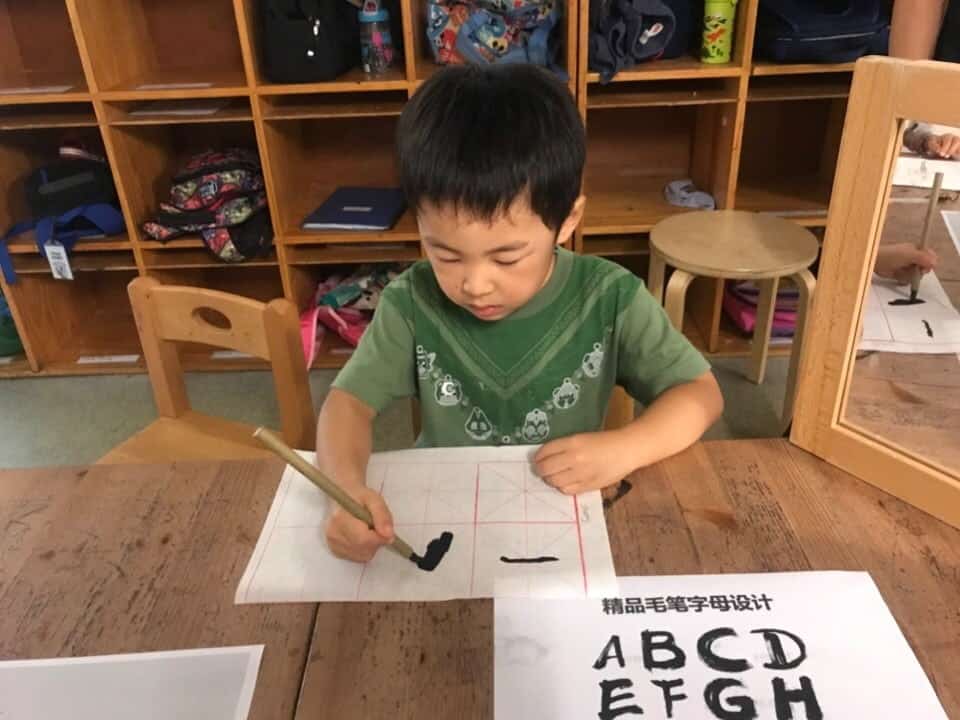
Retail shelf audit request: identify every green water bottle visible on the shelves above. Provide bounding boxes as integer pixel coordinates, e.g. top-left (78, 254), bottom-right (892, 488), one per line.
top-left (701, 0), bottom-right (738, 64)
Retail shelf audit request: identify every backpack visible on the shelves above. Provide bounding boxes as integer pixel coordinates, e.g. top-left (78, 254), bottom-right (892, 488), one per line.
top-left (426, 0), bottom-right (564, 75)
top-left (754, 0), bottom-right (889, 63)
top-left (142, 149), bottom-right (274, 263)
top-left (0, 145), bottom-right (125, 284)
top-left (259, 0), bottom-right (360, 83)
top-left (588, 0), bottom-right (677, 83)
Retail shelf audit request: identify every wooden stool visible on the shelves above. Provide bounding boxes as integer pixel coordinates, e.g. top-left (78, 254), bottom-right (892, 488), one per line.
top-left (648, 210), bottom-right (819, 430)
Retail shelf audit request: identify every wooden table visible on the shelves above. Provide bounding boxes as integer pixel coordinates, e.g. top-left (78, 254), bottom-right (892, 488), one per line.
top-left (298, 440), bottom-right (960, 719)
top-left (2, 441), bottom-right (959, 718)
top-left (0, 460), bottom-right (314, 720)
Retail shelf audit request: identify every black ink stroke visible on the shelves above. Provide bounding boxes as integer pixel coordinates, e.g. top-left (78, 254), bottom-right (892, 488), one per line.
top-left (889, 298), bottom-right (925, 306)
top-left (923, 319), bottom-right (934, 338)
top-left (412, 531), bottom-right (453, 572)
top-left (603, 479), bottom-right (634, 509)
top-left (500, 555), bottom-right (559, 564)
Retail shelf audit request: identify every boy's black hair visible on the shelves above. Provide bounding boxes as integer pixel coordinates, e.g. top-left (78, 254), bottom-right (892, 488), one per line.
top-left (397, 64), bottom-right (585, 232)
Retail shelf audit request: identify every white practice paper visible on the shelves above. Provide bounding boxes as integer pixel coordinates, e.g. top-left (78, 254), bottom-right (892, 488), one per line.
top-left (0, 645), bottom-right (264, 720)
top-left (860, 272), bottom-right (960, 353)
top-left (943, 210), bottom-right (960, 256)
top-left (236, 446), bottom-right (617, 603)
top-left (495, 572), bottom-right (948, 720)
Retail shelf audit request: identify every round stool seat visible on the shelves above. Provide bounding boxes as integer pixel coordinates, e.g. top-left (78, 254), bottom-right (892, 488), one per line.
top-left (650, 210), bottom-right (819, 279)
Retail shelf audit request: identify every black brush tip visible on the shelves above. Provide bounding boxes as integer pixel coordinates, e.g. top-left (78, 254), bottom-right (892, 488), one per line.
top-left (413, 531), bottom-right (454, 572)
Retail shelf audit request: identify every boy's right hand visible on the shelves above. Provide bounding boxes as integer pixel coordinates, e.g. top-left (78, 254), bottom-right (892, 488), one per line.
top-left (325, 486), bottom-right (395, 562)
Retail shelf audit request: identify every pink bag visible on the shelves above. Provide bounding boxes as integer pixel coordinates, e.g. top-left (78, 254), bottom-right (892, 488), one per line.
top-left (723, 282), bottom-right (798, 337)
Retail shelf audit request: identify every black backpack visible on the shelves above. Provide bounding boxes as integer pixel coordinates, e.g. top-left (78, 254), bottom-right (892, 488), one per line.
top-left (259, 0), bottom-right (361, 83)
top-left (754, 0), bottom-right (890, 63)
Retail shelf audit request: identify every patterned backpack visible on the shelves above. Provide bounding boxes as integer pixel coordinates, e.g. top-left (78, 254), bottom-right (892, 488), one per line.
top-left (143, 148), bottom-right (274, 263)
top-left (427, 0), bottom-right (564, 75)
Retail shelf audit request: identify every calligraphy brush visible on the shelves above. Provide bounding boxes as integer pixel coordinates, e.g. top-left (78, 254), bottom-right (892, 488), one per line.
top-left (253, 427), bottom-right (452, 572)
top-left (910, 171), bottom-right (944, 303)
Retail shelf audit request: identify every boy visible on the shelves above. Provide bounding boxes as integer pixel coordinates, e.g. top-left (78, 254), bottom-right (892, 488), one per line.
top-left (317, 64), bottom-right (723, 562)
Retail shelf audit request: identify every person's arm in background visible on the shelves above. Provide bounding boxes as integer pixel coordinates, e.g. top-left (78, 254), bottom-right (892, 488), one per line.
top-left (890, 0), bottom-right (948, 59)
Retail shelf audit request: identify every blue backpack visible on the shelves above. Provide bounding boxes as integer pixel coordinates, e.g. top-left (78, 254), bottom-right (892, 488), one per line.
top-left (0, 147), bottom-right (125, 283)
top-left (754, 0), bottom-right (890, 63)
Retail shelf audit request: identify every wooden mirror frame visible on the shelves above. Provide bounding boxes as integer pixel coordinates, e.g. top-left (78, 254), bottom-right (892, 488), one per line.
top-left (791, 57), bottom-right (960, 530)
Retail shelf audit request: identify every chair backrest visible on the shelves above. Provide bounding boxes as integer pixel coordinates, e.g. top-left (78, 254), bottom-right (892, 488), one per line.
top-left (128, 276), bottom-right (316, 450)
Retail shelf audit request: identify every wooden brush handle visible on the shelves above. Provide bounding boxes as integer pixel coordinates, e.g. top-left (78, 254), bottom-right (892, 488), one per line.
top-left (912, 171), bottom-right (944, 292)
top-left (253, 428), bottom-right (415, 560)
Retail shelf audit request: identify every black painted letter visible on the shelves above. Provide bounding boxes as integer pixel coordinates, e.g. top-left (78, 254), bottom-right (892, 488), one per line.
top-left (773, 677), bottom-right (823, 720)
top-left (704, 679), bottom-right (758, 720)
top-left (750, 629), bottom-right (807, 670)
top-left (598, 679), bottom-right (644, 720)
top-left (653, 679), bottom-right (687, 718)
top-left (594, 635), bottom-right (626, 670)
top-left (641, 630), bottom-right (686, 670)
top-left (698, 628), bottom-right (751, 673)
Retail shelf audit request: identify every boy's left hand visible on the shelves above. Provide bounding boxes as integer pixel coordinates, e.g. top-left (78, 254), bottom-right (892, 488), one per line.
top-left (534, 430), bottom-right (633, 495)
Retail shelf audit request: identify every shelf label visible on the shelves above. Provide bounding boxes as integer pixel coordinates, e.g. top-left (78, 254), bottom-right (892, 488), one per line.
top-left (45, 241), bottom-right (73, 280)
top-left (211, 350), bottom-right (254, 360)
top-left (76, 354), bottom-right (140, 365)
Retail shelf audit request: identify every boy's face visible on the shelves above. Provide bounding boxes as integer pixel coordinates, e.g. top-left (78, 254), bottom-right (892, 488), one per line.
top-left (418, 196), bottom-right (585, 322)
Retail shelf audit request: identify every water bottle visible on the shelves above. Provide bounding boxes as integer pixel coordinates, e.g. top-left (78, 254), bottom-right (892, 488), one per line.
top-left (359, 5), bottom-right (395, 77)
top-left (701, 0), bottom-right (738, 64)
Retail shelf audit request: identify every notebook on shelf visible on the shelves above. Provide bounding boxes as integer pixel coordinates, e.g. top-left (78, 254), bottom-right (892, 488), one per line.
top-left (302, 187), bottom-right (407, 231)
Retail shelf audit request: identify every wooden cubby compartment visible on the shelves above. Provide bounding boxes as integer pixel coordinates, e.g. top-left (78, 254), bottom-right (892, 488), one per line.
top-left (107, 119), bottom-right (265, 267)
top-left (286, 262), bottom-right (417, 370)
top-left (0, 124), bottom-right (134, 273)
top-left (2, 270), bottom-right (142, 373)
top-left (0, 0), bottom-right (858, 376)
top-left (409, 0), bottom-right (577, 91)
top-left (246, 0), bottom-right (408, 92)
top-left (736, 96), bottom-right (847, 225)
top-left (262, 113), bottom-right (418, 260)
top-left (583, 102), bottom-right (737, 238)
top-left (0, 0), bottom-right (87, 101)
top-left (70, 0), bottom-right (248, 95)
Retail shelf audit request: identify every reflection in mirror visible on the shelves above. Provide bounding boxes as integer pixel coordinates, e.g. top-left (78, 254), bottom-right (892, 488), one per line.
top-left (843, 120), bottom-right (960, 473)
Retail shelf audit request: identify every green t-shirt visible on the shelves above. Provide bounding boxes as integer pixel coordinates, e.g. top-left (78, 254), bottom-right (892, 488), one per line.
top-left (332, 249), bottom-right (710, 447)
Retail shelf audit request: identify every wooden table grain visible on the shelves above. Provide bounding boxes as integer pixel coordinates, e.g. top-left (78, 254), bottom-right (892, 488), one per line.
top-left (3, 442), bottom-right (958, 719)
top-left (0, 459), bottom-right (315, 720)
top-left (296, 439), bottom-right (960, 719)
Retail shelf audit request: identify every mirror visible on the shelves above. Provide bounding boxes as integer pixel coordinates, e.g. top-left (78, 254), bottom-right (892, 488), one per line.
top-left (791, 57), bottom-right (960, 530)
top-left (842, 120), bottom-right (960, 475)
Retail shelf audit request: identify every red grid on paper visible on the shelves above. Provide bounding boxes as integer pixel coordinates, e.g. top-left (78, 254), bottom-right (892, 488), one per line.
top-left (353, 460), bottom-right (589, 600)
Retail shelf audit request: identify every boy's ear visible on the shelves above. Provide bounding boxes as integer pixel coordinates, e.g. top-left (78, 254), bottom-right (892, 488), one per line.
top-left (556, 195), bottom-right (586, 247)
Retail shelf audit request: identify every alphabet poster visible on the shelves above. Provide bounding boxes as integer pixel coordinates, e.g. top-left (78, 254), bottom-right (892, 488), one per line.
top-left (860, 272), bottom-right (960, 354)
top-left (236, 446), bottom-right (617, 603)
top-left (495, 572), bottom-right (947, 720)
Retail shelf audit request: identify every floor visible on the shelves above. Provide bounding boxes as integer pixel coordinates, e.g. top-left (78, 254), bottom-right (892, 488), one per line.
top-left (0, 357), bottom-right (788, 468)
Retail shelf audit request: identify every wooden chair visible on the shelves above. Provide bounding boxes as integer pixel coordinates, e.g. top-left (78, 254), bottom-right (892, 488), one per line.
top-left (97, 277), bottom-right (316, 464)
